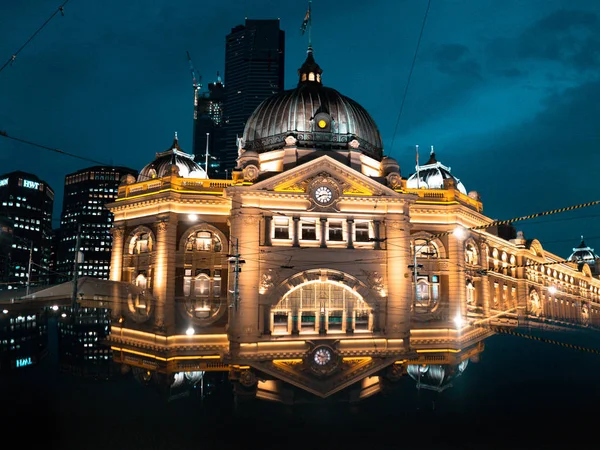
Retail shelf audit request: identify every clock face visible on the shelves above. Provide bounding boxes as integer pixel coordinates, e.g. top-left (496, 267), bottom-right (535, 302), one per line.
top-left (313, 347), bottom-right (332, 366)
top-left (314, 186), bottom-right (333, 205)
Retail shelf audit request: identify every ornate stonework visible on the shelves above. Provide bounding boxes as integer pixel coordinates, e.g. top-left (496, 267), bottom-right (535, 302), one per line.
top-left (111, 226), bottom-right (125, 239)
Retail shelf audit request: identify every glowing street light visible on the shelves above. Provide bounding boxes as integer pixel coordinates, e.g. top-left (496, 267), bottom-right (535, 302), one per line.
top-left (453, 226), bottom-right (467, 240)
top-left (186, 326), bottom-right (195, 336)
top-left (188, 214), bottom-right (198, 222)
top-left (548, 286), bottom-right (557, 295)
top-left (453, 313), bottom-right (465, 328)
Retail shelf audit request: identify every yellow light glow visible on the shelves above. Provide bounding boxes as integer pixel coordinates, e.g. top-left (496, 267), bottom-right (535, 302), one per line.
top-left (272, 358), bottom-right (303, 364)
top-left (415, 349), bottom-right (461, 354)
top-left (318, 119), bottom-right (327, 128)
top-left (342, 356), bottom-right (372, 362)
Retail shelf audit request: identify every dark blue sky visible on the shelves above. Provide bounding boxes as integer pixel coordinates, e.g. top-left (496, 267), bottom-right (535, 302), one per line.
top-left (1, 0), bottom-right (599, 259)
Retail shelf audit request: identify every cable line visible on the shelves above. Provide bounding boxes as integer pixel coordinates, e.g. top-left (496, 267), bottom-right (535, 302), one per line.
top-left (389, 0), bottom-right (431, 155)
top-left (0, 0), bottom-right (71, 75)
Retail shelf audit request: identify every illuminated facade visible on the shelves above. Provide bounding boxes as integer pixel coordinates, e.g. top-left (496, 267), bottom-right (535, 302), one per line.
top-left (104, 48), bottom-right (600, 403)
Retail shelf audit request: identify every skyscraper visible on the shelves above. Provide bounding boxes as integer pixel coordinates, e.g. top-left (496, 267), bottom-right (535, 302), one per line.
top-left (56, 166), bottom-right (137, 282)
top-left (0, 171), bottom-right (54, 291)
top-left (192, 74), bottom-right (225, 178)
top-left (222, 19), bottom-right (285, 175)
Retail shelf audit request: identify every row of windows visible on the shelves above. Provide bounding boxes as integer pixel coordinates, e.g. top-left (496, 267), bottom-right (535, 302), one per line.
top-left (272, 218), bottom-right (371, 243)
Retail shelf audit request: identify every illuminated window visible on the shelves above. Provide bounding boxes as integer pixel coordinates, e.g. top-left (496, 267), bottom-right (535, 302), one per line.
top-left (274, 218), bottom-right (290, 239)
top-left (328, 221), bottom-right (343, 241)
top-left (413, 239), bottom-right (438, 258)
top-left (301, 220), bottom-right (317, 240)
top-left (355, 222), bottom-right (370, 242)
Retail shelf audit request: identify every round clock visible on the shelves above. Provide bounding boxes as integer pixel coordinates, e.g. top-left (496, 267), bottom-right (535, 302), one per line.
top-left (313, 347), bottom-right (332, 366)
top-left (314, 186), bottom-right (333, 205)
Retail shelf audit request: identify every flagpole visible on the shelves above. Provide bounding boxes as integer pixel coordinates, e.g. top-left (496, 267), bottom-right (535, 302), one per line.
top-left (308, 0), bottom-right (312, 49)
top-left (416, 144), bottom-right (420, 189)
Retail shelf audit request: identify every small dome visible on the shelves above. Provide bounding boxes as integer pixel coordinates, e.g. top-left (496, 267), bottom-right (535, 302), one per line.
top-left (138, 134), bottom-right (207, 182)
top-left (406, 147), bottom-right (467, 194)
top-left (380, 156), bottom-right (400, 176)
top-left (407, 360), bottom-right (468, 392)
top-left (242, 48), bottom-right (384, 159)
top-left (569, 236), bottom-right (598, 264)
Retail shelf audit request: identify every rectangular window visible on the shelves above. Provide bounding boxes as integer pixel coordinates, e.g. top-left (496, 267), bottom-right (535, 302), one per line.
top-left (274, 218), bottom-right (290, 239)
top-left (327, 311), bottom-right (343, 331)
top-left (273, 312), bottom-right (288, 333)
top-left (301, 220), bottom-right (317, 240)
top-left (328, 221), bottom-right (344, 241)
top-left (355, 222), bottom-right (370, 242)
top-left (301, 312), bottom-right (316, 331)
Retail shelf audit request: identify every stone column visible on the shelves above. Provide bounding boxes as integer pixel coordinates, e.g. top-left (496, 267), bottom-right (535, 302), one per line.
top-left (109, 225), bottom-right (125, 282)
top-left (320, 217), bottom-right (327, 248)
top-left (346, 218), bottom-right (354, 249)
top-left (153, 213), bottom-right (178, 334)
top-left (384, 213), bottom-right (411, 338)
top-left (373, 220), bottom-right (382, 250)
top-left (292, 216), bottom-right (300, 247)
top-left (264, 216), bottom-right (272, 246)
top-left (228, 208), bottom-right (261, 342)
top-left (481, 274), bottom-right (491, 317)
top-left (447, 232), bottom-right (467, 325)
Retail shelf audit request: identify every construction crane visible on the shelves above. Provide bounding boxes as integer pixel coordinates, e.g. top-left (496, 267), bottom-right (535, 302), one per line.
top-left (186, 50), bottom-right (202, 94)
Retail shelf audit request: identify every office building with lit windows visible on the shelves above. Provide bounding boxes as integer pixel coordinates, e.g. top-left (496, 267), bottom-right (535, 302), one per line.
top-left (56, 166), bottom-right (137, 283)
top-left (222, 19), bottom-right (285, 175)
top-left (0, 171), bottom-right (54, 291)
top-left (192, 74), bottom-right (226, 178)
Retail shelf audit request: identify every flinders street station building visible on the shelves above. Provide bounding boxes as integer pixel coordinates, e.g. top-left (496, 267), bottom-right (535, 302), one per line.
top-left (103, 48), bottom-right (600, 403)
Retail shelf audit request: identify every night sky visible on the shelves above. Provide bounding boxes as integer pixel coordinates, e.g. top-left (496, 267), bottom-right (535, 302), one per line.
top-left (1, 0), bottom-right (599, 259)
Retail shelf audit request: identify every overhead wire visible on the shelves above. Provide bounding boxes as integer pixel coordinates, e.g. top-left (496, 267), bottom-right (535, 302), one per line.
top-left (0, 0), bottom-right (71, 75)
top-left (389, 0), bottom-right (432, 155)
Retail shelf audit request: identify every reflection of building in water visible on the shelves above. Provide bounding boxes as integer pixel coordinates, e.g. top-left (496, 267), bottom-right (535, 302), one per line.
top-left (0, 304), bottom-right (48, 372)
top-left (79, 46), bottom-right (600, 403)
top-left (57, 305), bottom-right (112, 377)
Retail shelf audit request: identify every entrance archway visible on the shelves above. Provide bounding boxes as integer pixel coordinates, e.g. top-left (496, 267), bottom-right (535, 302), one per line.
top-left (268, 269), bottom-right (377, 335)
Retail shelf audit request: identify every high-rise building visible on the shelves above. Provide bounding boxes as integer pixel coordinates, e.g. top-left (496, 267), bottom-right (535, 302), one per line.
top-left (56, 166), bottom-right (137, 282)
top-left (192, 74), bottom-right (226, 178)
top-left (222, 19), bottom-right (285, 175)
top-left (0, 171), bottom-right (54, 291)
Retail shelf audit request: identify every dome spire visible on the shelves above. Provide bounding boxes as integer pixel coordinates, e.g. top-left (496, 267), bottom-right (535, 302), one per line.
top-left (298, 46), bottom-right (323, 85)
top-left (426, 145), bottom-right (437, 164)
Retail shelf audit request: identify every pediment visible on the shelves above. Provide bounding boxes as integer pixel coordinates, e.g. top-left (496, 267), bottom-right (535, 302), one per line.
top-left (250, 155), bottom-right (398, 198)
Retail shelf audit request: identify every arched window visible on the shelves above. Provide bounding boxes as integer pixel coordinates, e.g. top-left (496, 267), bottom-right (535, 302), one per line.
top-left (466, 280), bottom-right (475, 305)
top-left (465, 242), bottom-right (479, 265)
top-left (135, 273), bottom-right (147, 290)
top-left (186, 230), bottom-right (222, 252)
top-left (129, 232), bottom-right (153, 254)
top-left (412, 239), bottom-right (438, 258)
top-left (271, 281), bottom-right (372, 335)
top-left (414, 275), bottom-right (440, 311)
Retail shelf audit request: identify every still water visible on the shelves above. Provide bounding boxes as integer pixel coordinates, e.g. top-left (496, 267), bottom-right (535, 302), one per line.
top-left (2, 313), bottom-right (600, 450)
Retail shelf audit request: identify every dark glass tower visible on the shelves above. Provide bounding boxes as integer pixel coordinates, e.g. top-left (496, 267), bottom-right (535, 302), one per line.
top-left (0, 171), bottom-right (54, 291)
top-left (222, 19), bottom-right (285, 176)
top-left (192, 74), bottom-right (226, 178)
top-left (56, 166), bottom-right (137, 282)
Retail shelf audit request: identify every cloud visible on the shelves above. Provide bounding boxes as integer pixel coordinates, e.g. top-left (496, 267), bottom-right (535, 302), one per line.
top-left (489, 9), bottom-right (600, 71)
top-left (431, 43), bottom-right (482, 79)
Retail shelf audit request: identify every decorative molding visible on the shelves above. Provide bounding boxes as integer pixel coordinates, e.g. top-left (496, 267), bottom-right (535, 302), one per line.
top-left (111, 226), bottom-right (125, 239)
